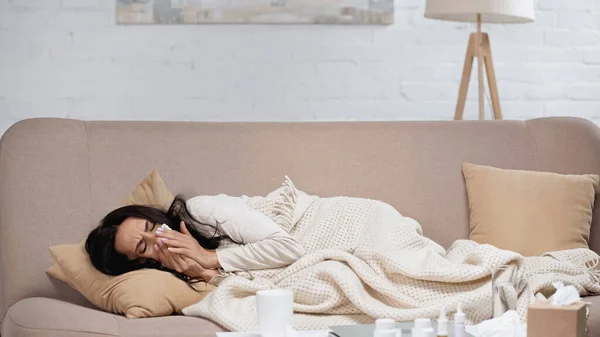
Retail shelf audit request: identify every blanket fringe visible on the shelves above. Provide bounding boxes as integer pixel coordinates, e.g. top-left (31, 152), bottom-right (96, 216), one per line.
top-left (585, 257), bottom-right (600, 283)
top-left (273, 176), bottom-right (299, 232)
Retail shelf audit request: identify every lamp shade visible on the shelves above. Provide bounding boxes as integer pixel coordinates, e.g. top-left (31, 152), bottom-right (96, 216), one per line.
top-left (425, 0), bottom-right (535, 24)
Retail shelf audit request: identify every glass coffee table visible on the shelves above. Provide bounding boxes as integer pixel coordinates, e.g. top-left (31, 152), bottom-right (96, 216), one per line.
top-left (330, 322), bottom-right (475, 337)
top-left (215, 322), bottom-right (476, 337)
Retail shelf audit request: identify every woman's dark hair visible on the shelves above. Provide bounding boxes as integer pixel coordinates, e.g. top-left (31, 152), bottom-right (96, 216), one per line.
top-left (85, 195), bottom-right (224, 283)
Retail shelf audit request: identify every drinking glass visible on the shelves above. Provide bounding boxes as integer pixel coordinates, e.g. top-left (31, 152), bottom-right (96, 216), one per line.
top-left (492, 264), bottom-right (520, 318)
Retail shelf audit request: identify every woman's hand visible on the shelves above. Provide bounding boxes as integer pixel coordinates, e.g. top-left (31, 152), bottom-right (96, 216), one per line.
top-left (156, 221), bottom-right (221, 269)
top-left (154, 242), bottom-right (220, 283)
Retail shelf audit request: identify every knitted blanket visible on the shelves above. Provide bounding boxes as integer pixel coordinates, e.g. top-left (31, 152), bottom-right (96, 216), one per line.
top-left (183, 178), bottom-right (600, 331)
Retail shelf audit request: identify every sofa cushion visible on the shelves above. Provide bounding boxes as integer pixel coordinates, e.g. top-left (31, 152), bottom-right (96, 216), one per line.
top-left (462, 163), bottom-right (599, 256)
top-left (1, 297), bottom-right (225, 337)
top-left (2, 297), bottom-right (119, 337)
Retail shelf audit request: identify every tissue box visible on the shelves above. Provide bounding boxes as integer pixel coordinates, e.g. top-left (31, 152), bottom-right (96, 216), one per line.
top-left (527, 301), bottom-right (587, 337)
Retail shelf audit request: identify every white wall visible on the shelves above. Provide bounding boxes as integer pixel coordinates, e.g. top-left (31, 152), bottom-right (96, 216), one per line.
top-left (1, 0), bottom-right (599, 136)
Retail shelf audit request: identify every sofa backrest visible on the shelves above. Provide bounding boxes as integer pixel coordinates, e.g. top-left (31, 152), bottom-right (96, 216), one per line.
top-left (2, 117), bottom-right (600, 318)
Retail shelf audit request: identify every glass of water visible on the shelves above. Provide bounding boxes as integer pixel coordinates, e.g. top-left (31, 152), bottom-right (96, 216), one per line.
top-left (492, 264), bottom-right (520, 318)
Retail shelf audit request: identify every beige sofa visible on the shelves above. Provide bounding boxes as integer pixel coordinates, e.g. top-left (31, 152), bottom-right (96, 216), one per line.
top-left (1, 117), bottom-right (600, 337)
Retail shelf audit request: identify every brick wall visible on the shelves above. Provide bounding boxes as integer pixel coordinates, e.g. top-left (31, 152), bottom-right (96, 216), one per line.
top-left (1, 0), bottom-right (599, 135)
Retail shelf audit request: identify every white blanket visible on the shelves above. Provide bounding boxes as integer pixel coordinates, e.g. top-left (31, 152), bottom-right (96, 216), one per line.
top-left (183, 178), bottom-right (600, 331)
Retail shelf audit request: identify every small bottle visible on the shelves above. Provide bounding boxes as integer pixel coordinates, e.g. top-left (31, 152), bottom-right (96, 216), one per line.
top-left (454, 303), bottom-right (467, 337)
top-left (374, 319), bottom-right (399, 337)
top-left (437, 307), bottom-right (448, 337)
top-left (421, 327), bottom-right (436, 337)
top-left (412, 318), bottom-right (431, 337)
top-left (414, 318), bottom-right (432, 330)
top-left (395, 328), bottom-right (402, 337)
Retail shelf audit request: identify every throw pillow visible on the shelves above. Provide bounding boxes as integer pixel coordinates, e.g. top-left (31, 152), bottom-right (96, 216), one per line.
top-left (46, 262), bottom-right (69, 286)
top-left (462, 163), bottom-right (599, 256)
top-left (121, 168), bottom-right (174, 211)
top-left (49, 242), bottom-right (214, 319)
top-left (47, 169), bottom-right (214, 318)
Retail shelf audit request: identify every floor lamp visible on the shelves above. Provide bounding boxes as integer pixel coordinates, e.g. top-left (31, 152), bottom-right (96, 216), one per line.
top-left (424, 0), bottom-right (535, 120)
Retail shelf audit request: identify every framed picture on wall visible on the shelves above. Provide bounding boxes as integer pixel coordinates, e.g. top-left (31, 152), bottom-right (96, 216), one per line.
top-left (116, 0), bottom-right (394, 25)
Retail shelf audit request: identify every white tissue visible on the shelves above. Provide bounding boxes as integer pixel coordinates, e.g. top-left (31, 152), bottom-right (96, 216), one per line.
top-left (465, 310), bottom-right (526, 337)
top-left (550, 282), bottom-right (581, 306)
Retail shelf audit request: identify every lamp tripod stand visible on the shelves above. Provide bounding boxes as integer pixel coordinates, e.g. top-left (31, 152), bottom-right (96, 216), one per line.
top-left (454, 14), bottom-right (502, 121)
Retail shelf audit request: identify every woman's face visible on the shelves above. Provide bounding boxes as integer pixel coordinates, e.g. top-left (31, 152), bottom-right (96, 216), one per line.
top-left (114, 217), bottom-right (161, 261)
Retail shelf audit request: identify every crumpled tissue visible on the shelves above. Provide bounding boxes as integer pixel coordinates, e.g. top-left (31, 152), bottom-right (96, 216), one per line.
top-left (465, 310), bottom-right (526, 337)
top-left (549, 282), bottom-right (581, 306)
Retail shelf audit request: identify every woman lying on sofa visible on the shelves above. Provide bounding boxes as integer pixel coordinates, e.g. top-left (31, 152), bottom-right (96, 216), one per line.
top-left (85, 194), bottom-right (306, 285)
top-left (86, 176), bottom-right (600, 328)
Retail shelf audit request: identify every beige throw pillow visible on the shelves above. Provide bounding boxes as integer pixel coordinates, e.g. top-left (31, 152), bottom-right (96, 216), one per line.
top-left (47, 170), bottom-right (213, 318)
top-left (121, 169), bottom-right (175, 211)
top-left (462, 163), bottom-right (599, 256)
top-left (49, 242), bottom-right (214, 318)
top-left (47, 263), bottom-right (70, 286)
